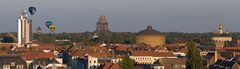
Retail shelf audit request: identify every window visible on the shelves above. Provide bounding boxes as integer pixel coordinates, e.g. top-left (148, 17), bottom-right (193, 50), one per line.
top-left (93, 65), bottom-right (96, 68)
top-left (11, 62), bottom-right (15, 66)
top-left (94, 60), bottom-right (96, 63)
top-left (3, 65), bottom-right (10, 69)
top-left (181, 65), bottom-right (186, 68)
top-left (17, 65), bottom-right (24, 69)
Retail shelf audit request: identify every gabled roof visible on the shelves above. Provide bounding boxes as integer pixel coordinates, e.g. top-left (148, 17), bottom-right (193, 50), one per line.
top-left (32, 58), bottom-right (60, 64)
top-left (115, 46), bottom-right (130, 51)
top-left (131, 51), bottom-right (176, 57)
top-left (161, 58), bottom-right (186, 69)
top-left (14, 47), bottom-right (31, 52)
top-left (21, 51), bottom-right (57, 60)
top-left (45, 64), bottom-right (67, 69)
top-left (0, 55), bottom-right (26, 64)
top-left (101, 62), bottom-right (120, 69)
top-left (152, 52), bottom-right (176, 57)
top-left (131, 51), bottom-right (153, 56)
top-left (71, 46), bottom-right (111, 58)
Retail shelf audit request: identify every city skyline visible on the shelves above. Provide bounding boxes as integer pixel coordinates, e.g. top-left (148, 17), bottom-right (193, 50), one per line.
top-left (0, 0), bottom-right (240, 33)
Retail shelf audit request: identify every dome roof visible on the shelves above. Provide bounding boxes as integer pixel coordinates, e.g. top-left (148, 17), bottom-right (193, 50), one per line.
top-left (137, 25), bottom-right (162, 35)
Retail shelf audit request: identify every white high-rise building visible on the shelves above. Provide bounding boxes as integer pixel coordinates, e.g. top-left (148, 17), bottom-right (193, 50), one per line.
top-left (17, 9), bottom-right (32, 47)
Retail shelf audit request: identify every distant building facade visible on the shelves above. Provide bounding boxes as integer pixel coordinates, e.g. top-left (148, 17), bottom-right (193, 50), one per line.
top-left (136, 25), bottom-right (165, 47)
top-left (160, 58), bottom-right (186, 69)
top-left (96, 15), bottom-right (110, 33)
top-left (17, 10), bottom-right (32, 47)
top-left (30, 58), bottom-right (66, 69)
top-left (0, 55), bottom-right (27, 69)
top-left (130, 51), bottom-right (176, 64)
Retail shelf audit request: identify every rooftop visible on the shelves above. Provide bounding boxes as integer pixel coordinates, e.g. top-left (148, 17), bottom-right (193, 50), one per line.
top-left (137, 25), bottom-right (163, 35)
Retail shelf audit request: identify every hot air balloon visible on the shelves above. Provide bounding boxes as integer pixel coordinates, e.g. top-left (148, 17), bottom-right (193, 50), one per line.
top-left (46, 21), bottom-right (53, 28)
top-left (28, 7), bottom-right (36, 15)
top-left (49, 25), bottom-right (56, 32)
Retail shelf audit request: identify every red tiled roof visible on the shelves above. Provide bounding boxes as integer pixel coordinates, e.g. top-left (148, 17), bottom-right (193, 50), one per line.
top-left (115, 46), bottom-right (129, 51)
top-left (154, 46), bottom-right (168, 51)
top-left (0, 43), bottom-right (17, 49)
top-left (21, 51), bottom-right (57, 60)
top-left (14, 47), bottom-right (31, 52)
top-left (0, 50), bottom-right (6, 55)
top-left (161, 58), bottom-right (186, 69)
top-left (131, 51), bottom-right (176, 57)
top-left (152, 52), bottom-right (176, 57)
top-left (131, 51), bottom-right (153, 56)
top-left (179, 47), bottom-right (188, 53)
top-left (71, 46), bottom-right (111, 58)
top-left (102, 62), bottom-right (120, 69)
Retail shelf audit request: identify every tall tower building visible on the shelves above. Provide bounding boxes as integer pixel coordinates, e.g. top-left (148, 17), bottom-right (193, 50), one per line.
top-left (17, 9), bottom-right (32, 47)
top-left (96, 15), bottom-right (110, 32)
top-left (218, 18), bottom-right (223, 34)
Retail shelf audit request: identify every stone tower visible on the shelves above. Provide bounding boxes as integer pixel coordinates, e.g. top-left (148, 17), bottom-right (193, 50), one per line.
top-left (96, 15), bottom-right (110, 32)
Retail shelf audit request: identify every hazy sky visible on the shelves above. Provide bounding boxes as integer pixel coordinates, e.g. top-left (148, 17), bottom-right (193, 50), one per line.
top-left (1, 0), bottom-right (240, 33)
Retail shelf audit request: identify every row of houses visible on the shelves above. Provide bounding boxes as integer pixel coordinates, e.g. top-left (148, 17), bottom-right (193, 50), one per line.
top-left (0, 42), bottom-right (189, 69)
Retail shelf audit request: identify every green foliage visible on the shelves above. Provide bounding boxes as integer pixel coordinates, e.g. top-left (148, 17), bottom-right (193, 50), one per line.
top-left (111, 33), bottom-right (123, 43)
top-left (98, 32), bottom-right (113, 43)
top-left (34, 34), bottom-right (56, 43)
top-left (56, 41), bottom-right (72, 46)
top-left (88, 39), bottom-right (97, 46)
top-left (164, 32), bottom-right (215, 46)
top-left (30, 32), bottom-right (240, 47)
top-left (120, 56), bottom-right (135, 69)
top-left (186, 42), bottom-right (205, 69)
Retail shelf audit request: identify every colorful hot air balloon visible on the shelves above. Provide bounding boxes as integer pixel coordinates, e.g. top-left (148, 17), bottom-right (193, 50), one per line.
top-left (49, 25), bottom-right (56, 32)
top-left (28, 7), bottom-right (36, 15)
top-left (46, 21), bottom-right (53, 28)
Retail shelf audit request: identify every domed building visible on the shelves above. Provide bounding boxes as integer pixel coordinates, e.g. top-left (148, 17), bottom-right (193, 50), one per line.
top-left (136, 25), bottom-right (165, 47)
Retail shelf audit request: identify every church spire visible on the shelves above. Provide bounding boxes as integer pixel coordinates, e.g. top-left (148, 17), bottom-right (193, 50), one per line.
top-left (218, 17), bottom-right (223, 34)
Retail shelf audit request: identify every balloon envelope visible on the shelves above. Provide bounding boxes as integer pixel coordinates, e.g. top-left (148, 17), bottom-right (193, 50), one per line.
top-left (46, 21), bottom-right (53, 28)
top-left (28, 7), bottom-right (36, 15)
top-left (49, 25), bottom-right (56, 32)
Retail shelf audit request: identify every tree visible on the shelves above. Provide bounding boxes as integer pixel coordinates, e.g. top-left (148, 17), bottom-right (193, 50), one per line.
top-left (186, 42), bottom-right (205, 69)
top-left (120, 56), bottom-right (135, 69)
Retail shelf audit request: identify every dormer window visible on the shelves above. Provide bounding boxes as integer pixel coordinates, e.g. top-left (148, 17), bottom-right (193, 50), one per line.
top-left (3, 65), bottom-right (10, 69)
top-left (17, 65), bottom-right (24, 69)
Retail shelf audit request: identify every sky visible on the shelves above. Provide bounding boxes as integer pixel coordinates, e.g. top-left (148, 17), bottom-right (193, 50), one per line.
top-left (0, 0), bottom-right (240, 33)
